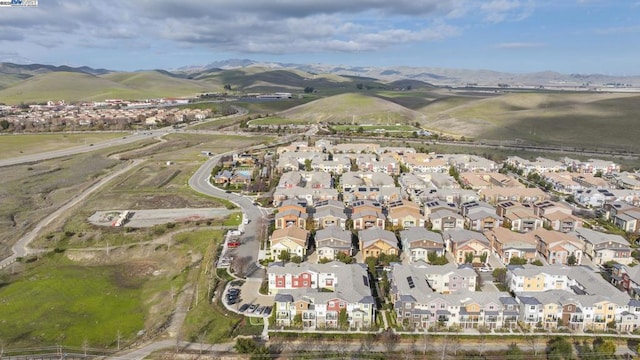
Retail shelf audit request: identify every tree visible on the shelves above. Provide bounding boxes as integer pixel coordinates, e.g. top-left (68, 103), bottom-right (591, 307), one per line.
top-left (464, 252), bottom-right (474, 264)
top-left (304, 158), bottom-right (313, 171)
top-left (356, 83), bottom-right (364, 90)
top-left (480, 252), bottom-right (488, 263)
top-left (336, 251), bottom-right (354, 264)
top-left (568, 253), bottom-right (577, 266)
top-left (304, 86), bottom-right (314, 93)
top-left (291, 255), bottom-right (302, 264)
top-left (492, 268), bottom-right (507, 284)
top-left (378, 328), bottom-right (399, 353)
top-left (278, 250), bottom-right (291, 263)
top-left (509, 256), bottom-right (528, 265)
top-left (505, 343), bottom-right (523, 360)
top-left (365, 256), bottom-right (378, 275)
top-left (593, 337), bottom-right (616, 357)
top-left (546, 336), bottom-right (573, 360)
top-left (338, 308), bottom-right (349, 329)
top-left (531, 259), bottom-right (544, 266)
top-left (293, 313), bottom-right (302, 327)
top-left (318, 257), bottom-right (332, 264)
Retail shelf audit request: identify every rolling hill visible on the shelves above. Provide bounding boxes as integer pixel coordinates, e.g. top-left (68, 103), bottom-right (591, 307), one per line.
top-left (278, 93), bottom-right (423, 125)
top-left (0, 70), bottom-right (219, 104)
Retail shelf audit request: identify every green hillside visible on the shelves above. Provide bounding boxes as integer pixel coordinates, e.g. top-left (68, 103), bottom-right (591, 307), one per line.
top-left (0, 71), bottom-right (218, 104)
top-left (100, 71), bottom-right (214, 95)
top-left (418, 91), bottom-right (640, 150)
top-left (278, 93), bottom-right (422, 125)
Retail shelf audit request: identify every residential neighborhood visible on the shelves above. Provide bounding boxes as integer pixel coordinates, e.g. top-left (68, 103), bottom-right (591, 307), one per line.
top-left (214, 139), bottom-right (640, 334)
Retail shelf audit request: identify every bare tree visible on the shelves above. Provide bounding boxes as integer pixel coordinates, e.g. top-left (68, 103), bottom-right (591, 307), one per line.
top-left (82, 337), bottom-right (89, 357)
top-left (526, 334), bottom-right (539, 356)
top-left (379, 328), bottom-right (399, 353)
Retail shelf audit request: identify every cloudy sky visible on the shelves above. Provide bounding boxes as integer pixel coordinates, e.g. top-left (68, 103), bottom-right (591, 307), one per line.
top-left (0, 0), bottom-right (639, 74)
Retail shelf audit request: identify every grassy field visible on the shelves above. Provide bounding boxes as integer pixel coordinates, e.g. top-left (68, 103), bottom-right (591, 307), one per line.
top-left (248, 116), bottom-right (312, 126)
top-left (330, 124), bottom-right (417, 132)
top-left (0, 133), bottom-right (128, 160)
top-left (0, 227), bottom-right (225, 348)
top-left (278, 93), bottom-right (421, 125)
top-left (417, 91), bottom-right (640, 152)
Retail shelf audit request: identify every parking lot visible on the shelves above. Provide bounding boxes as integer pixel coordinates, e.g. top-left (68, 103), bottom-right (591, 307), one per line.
top-left (223, 278), bottom-right (274, 317)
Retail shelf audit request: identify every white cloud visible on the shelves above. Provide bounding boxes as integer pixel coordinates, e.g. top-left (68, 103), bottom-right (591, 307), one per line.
top-left (480, 0), bottom-right (535, 23)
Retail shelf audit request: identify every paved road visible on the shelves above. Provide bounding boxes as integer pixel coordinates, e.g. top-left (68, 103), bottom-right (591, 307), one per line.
top-left (188, 153), bottom-right (266, 279)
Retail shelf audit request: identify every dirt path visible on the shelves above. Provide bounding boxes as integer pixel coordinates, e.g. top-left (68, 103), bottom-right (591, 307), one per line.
top-left (0, 159), bottom-right (143, 270)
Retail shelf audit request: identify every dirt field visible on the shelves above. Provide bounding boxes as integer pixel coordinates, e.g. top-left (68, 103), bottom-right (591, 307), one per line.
top-left (88, 208), bottom-right (234, 228)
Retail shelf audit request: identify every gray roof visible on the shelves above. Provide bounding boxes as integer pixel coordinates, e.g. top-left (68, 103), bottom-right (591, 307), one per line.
top-left (444, 228), bottom-right (490, 245)
top-left (572, 227), bottom-right (628, 246)
top-left (359, 228), bottom-right (398, 248)
top-left (316, 226), bottom-right (352, 248)
top-left (269, 262), bottom-right (375, 305)
top-left (314, 206), bottom-right (348, 220)
top-left (400, 227), bottom-right (443, 244)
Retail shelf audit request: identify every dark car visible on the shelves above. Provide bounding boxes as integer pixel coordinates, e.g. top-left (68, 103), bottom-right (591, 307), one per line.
top-left (239, 303), bottom-right (250, 312)
top-left (262, 306), bottom-right (272, 316)
top-left (228, 288), bottom-right (240, 295)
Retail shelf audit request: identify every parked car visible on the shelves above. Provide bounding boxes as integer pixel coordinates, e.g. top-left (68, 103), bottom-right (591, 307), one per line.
top-left (227, 241), bottom-right (241, 248)
top-left (239, 304), bottom-right (249, 312)
top-left (228, 288), bottom-right (240, 295)
top-left (256, 306), bottom-right (265, 315)
top-left (262, 306), bottom-right (272, 317)
top-left (247, 304), bottom-right (258, 313)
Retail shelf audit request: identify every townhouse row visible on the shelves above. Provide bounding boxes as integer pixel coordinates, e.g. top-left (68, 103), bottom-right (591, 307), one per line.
top-left (267, 261), bottom-right (640, 333)
top-left (268, 196), bottom-right (632, 266)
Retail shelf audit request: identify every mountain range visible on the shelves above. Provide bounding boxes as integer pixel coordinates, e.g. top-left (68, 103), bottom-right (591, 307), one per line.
top-left (179, 59), bottom-right (640, 88)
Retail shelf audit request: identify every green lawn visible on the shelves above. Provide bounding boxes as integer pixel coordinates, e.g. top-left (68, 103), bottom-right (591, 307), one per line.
top-left (0, 256), bottom-right (146, 347)
top-left (248, 116), bottom-right (311, 126)
top-left (330, 124), bottom-right (417, 132)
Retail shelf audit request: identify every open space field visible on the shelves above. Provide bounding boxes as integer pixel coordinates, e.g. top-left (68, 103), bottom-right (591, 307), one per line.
top-left (278, 93), bottom-right (422, 125)
top-left (416, 91), bottom-right (640, 152)
top-left (330, 124), bottom-right (417, 132)
top-left (0, 132), bottom-right (128, 160)
top-left (0, 228), bottom-right (225, 348)
top-left (248, 116), bottom-right (312, 126)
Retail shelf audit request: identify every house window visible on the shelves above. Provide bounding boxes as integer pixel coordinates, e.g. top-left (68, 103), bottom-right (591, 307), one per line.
top-left (329, 301), bottom-right (335, 307)
top-left (440, 304), bottom-right (446, 309)
top-left (326, 279), bottom-right (333, 286)
top-left (530, 306), bottom-right (536, 310)
top-left (340, 303), bottom-right (345, 308)
top-left (303, 281), bottom-right (309, 286)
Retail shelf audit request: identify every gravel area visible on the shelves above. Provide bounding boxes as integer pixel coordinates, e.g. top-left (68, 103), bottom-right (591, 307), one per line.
top-left (88, 208), bottom-right (234, 228)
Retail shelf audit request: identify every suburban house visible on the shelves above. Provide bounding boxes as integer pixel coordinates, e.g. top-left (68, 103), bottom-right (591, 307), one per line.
top-left (507, 264), bottom-right (632, 331)
top-left (605, 201), bottom-right (640, 233)
top-left (496, 201), bottom-right (543, 233)
top-left (443, 228), bottom-right (491, 265)
top-left (422, 262), bottom-right (478, 293)
top-left (358, 228), bottom-right (399, 259)
top-left (269, 226), bottom-right (310, 260)
top-left (275, 200), bottom-right (309, 230)
top-left (390, 262), bottom-right (513, 330)
top-left (399, 227), bottom-right (445, 263)
top-left (315, 226), bottom-right (353, 262)
top-left (534, 200), bottom-right (583, 232)
top-left (312, 200), bottom-right (348, 230)
top-left (428, 209), bottom-right (465, 231)
top-left (484, 227), bottom-right (538, 265)
top-left (611, 264), bottom-right (640, 298)
top-left (269, 262), bottom-right (376, 329)
top-left (351, 200), bottom-right (385, 230)
top-left (478, 187), bottom-right (549, 204)
top-left (459, 172), bottom-right (522, 190)
top-left (461, 201), bottom-right (503, 231)
top-left (341, 171), bottom-right (396, 192)
top-left (387, 200), bottom-right (425, 229)
top-left (532, 228), bottom-right (583, 265)
top-left (572, 227), bottom-right (632, 265)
